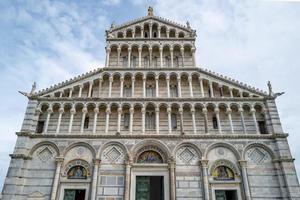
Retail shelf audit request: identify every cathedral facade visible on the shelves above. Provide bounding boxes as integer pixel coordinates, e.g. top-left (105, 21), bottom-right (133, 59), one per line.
top-left (2, 7), bottom-right (300, 200)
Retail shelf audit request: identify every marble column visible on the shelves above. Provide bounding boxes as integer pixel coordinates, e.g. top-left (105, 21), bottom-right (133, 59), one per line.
top-left (209, 81), bottom-right (214, 97)
top-left (131, 77), bottom-right (135, 97)
top-left (93, 108), bottom-right (99, 134)
top-left (203, 108), bottom-right (209, 133)
top-left (78, 84), bottom-right (83, 98)
top-left (177, 77), bottom-right (182, 97)
top-left (199, 78), bottom-right (204, 97)
top-left (170, 47), bottom-right (174, 68)
top-left (80, 106), bottom-right (88, 134)
top-left (192, 48), bottom-right (196, 67)
top-left (91, 159), bottom-right (101, 200)
top-left (68, 107), bottom-right (76, 133)
top-left (142, 106), bottom-right (146, 134)
top-left (239, 108), bottom-right (246, 133)
top-left (124, 157), bottom-right (133, 200)
top-left (155, 75), bottom-right (159, 97)
top-left (167, 106), bottom-right (172, 134)
top-left (127, 48), bottom-right (131, 68)
top-left (166, 75), bottom-right (170, 98)
top-left (240, 90), bottom-right (243, 98)
top-left (158, 26), bottom-right (161, 38)
top-left (179, 106), bottom-right (184, 134)
top-left (166, 29), bottom-right (170, 38)
top-left (149, 23), bottom-right (153, 38)
top-left (105, 48), bottom-right (111, 68)
top-left (105, 107), bottom-right (111, 133)
top-left (141, 28), bottom-right (144, 38)
top-left (188, 75), bottom-right (194, 97)
top-left (143, 76), bottom-right (146, 98)
top-left (229, 87), bottom-right (233, 98)
top-left (50, 157), bottom-right (64, 200)
top-left (129, 107), bottom-right (134, 134)
top-left (59, 91), bottom-right (63, 98)
top-left (69, 88), bottom-right (73, 98)
top-left (120, 76), bottom-right (124, 98)
top-left (200, 159), bottom-right (210, 200)
top-left (56, 108), bottom-right (64, 134)
top-left (159, 47), bottom-right (163, 68)
top-left (108, 76), bottom-right (113, 97)
top-left (88, 81), bottom-right (93, 98)
top-left (98, 77), bottom-right (103, 97)
top-left (117, 47), bottom-right (121, 67)
top-left (191, 107), bottom-right (197, 134)
top-left (44, 108), bottom-right (53, 134)
top-left (117, 107), bottom-right (122, 133)
top-left (226, 108), bottom-right (234, 133)
top-left (180, 47), bottom-right (184, 67)
top-left (149, 47), bottom-right (153, 68)
top-left (251, 107), bottom-right (259, 134)
top-left (138, 47), bottom-right (142, 68)
top-left (155, 106), bottom-right (160, 134)
top-left (214, 108), bottom-right (222, 134)
top-left (239, 160), bottom-right (252, 200)
top-left (169, 157), bottom-right (176, 200)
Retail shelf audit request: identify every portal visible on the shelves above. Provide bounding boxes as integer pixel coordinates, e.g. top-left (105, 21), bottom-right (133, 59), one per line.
top-left (136, 176), bottom-right (164, 200)
top-left (215, 190), bottom-right (238, 200)
top-left (63, 189), bottom-right (86, 200)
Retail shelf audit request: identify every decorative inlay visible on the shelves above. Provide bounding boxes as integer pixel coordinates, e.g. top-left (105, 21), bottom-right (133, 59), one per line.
top-left (106, 147), bottom-right (122, 162)
top-left (76, 146), bottom-right (85, 156)
top-left (102, 145), bottom-right (125, 164)
top-left (63, 159), bottom-right (91, 177)
top-left (210, 159), bottom-right (240, 177)
top-left (176, 146), bottom-right (198, 165)
top-left (180, 148), bottom-right (194, 163)
top-left (37, 147), bottom-right (53, 162)
top-left (247, 147), bottom-right (270, 164)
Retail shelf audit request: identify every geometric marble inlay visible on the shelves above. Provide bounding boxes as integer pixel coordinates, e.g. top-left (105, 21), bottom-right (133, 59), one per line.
top-left (248, 148), bottom-right (267, 164)
top-left (38, 147), bottom-right (53, 162)
top-left (106, 147), bottom-right (122, 162)
top-left (179, 147), bottom-right (195, 164)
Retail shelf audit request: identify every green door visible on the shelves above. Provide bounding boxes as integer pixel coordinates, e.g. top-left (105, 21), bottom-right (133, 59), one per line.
top-left (136, 176), bottom-right (150, 200)
top-left (215, 190), bottom-right (226, 200)
top-left (63, 189), bottom-right (76, 200)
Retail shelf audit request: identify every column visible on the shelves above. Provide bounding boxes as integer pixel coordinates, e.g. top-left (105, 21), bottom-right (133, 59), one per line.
top-left (191, 107), bottom-right (196, 134)
top-left (180, 47), bottom-right (184, 67)
top-left (214, 108), bottom-right (222, 134)
top-left (44, 108), bottom-right (53, 134)
top-left (191, 48), bottom-right (196, 67)
top-left (69, 88), bottom-right (73, 98)
top-left (188, 75), bottom-right (193, 97)
top-left (127, 48), bottom-right (131, 68)
top-left (142, 75), bottom-right (146, 98)
top-left (155, 75), bottom-right (159, 97)
top-left (170, 47), bottom-right (174, 68)
top-left (142, 106), bottom-right (146, 134)
top-left (105, 47), bottom-right (111, 68)
top-left (88, 81), bottom-right (93, 98)
top-left (50, 157), bottom-right (64, 200)
top-left (219, 85), bottom-right (224, 97)
top-left (68, 107), bottom-right (76, 133)
top-left (149, 23), bottom-right (152, 38)
top-left (229, 87), bottom-right (233, 98)
top-left (131, 77), bottom-right (135, 97)
top-left (98, 77), bottom-right (103, 97)
top-left (200, 159), bottom-right (210, 200)
top-left (80, 106), bottom-right (88, 134)
top-left (124, 157), bottom-right (133, 200)
top-left (166, 29), bottom-right (170, 38)
top-left (117, 47), bottom-right (121, 67)
top-left (117, 107), bottom-right (122, 133)
top-left (108, 76), bottom-right (113, 97)
top-left (91, 159), bottom-right (101, 200)
top-left (132, 31), bottom-right (135, 38)
top-left (169, 157), bottom-right (176, 200)
top-left (105, 107), bottom-right (110, 133)
top-left (141, 28), bottom-right (144, 38)
top-left (78, 84), bottom-right (83, 98)
top-left (209, 81), bottom-right (214, 97)
top-left (166, 75), bottom-right (170, 98)
top-left (239, 107), bottom-right (246, 133)
top-left (226, 108), bottom-right (234, 133)
top-left (149, 47), bottom-right (153, 68)
top-left (93, 108), bottom-right (99, 134)
top-left (179, 106), bottom-right (184, 134)
top-left (177, 77), bottom-right (182, 97)
top-left (159, 47), bottom-right (163, 68)
top-left (251, 107), bottom-right (259, 134)
top-left (56, 108), bottom-right (64, 134)
top-left (240, 90), bottom-right (243, 98)
top-left (138, 47), bottom-right (142, 68)
top-left (199, 78), bottom-right (204, 97)
top-left (59, 91), bottom-right (63, 98)
top-left (203, 108), bottom-right (209, 133)
top-left (120, 76), bottom-right (124, 98)
top-left (167, 106), bottom-right (172, 134)
top-left (155, 106), bottom-right (160, 134)
top-left (158, 26), bottom-right (161, 38)
top-left (239, 160), bottom-right (252, 200)
top-left (129, 107), bottom-right (134, 134)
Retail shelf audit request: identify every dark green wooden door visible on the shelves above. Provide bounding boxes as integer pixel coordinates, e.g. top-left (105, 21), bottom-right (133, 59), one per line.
top-left (136, 176), bottom-right (150, 200)
top-left (215, 190), bottom-right (226, 200)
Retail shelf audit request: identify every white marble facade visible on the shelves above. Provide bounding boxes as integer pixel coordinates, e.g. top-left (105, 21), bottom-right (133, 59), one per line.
top-left (2, 7), bottom-right (300, 200)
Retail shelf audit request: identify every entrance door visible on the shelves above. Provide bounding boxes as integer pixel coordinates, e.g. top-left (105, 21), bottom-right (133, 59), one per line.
top-left (136, 176), bottom-right (164, 200)
top-left (215, 190), bottom-right (237, 200)
top-left (63, 189), bottom-right (86, 200)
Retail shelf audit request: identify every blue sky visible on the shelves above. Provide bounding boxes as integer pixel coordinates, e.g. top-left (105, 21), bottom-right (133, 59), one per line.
top-left (1, 0), bottom-right (300, 190)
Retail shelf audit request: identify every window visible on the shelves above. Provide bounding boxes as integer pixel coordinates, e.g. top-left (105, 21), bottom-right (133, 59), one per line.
top-left (131, 56), bottom-right (137, 68)
top-left (153, 57), bottom-right (158, 68)
top-left (36, 121), bottom-right (45, 133)
top-left (146, 112), bottom-right (155, 130)
top-left (170, 85), bottom-right (178, 97)
top-left (144, 56), bottom-right (150, 68)
top-left (212, 116), bottom-right (218, 129)
top-left (122, 56), bottom-right (128, 68)
top-left (174, 56), bottom-right (179, 67)
top-left (258, 121), bottom-right (268, 134)
top-left (84, 116), bottom-right (89, 129)
top-left (123, 113), bottom-right (130, 129)
top-left (153, 32), bottom-right (157, 38)
top-left (208, 88), bottom-right (211, 97)
top-left (146, 85), bottom-right (155, 97)
top-left (123, 85), bottom-right (132, 97)
top-left (171, 113), bottom-right (177, 130)
top-left (165, 56), bottom-right (171, 67)
top-left (144, 32), bottom-right (148, 38)
top-left (67, 166), bottom-right (87, 179)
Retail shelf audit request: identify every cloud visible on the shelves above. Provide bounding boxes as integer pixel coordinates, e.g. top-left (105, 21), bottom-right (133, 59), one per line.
top-left (102, 0), bottom-right (122, 6)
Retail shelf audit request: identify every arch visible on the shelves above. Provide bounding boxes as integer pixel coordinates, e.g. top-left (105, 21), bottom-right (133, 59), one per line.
top-left (173, 142), bottom-right (202, 158)
top-left (63, 142), bottom-right (96, 158)
top-left (97, 141), bottom-right (129, 158)
top-left (204, 142), bottom-right (241, 160)
top-left (242, 142), bottom-right (276, 160)
top-left (209, 159), bottom-right (240, 179)
top-left (63, 159), bottom-right (91, 178)
top-left (29, 141), bottom-right (60, 157)
top-left (37, 102), bottom-right (51, 110)
top-left (218, 102), bottom-right (229, 109)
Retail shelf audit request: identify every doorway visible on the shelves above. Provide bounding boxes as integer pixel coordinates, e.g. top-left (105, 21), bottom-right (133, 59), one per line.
top-left (63, 189), bottom-right (86, 200)
top-left (215, 190), bottom-right (238, 200)
top-left (136, 176), bottom-right (164, 200)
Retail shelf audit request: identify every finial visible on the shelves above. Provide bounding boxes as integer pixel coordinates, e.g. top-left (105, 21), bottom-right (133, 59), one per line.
top-left (186, 21), bottom-right (191, 29)
top-left (147, 6), bottom-right (153, 16)
top-left (30, 82), bottom-right (36, 94)
top-left (267, 81), bottom-right (273, 96)
top-left (110, 21), bottom-right (115, 29)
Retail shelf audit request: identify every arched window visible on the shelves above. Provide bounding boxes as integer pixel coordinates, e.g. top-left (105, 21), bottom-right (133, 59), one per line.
top-left (146, 85), bottom-right (155, 97)
top-left (67, 166), bottom-right (88, 179)
top-left (123, 113), bottom-right (130, 129)
top-left (84, 116), bottom-right (89, 129)
top-left (144, 32), bottom-right (148, 38)
top-left (146, 111), bottom-right (155, 130)
top-left (137, 150), bottom-right (163, 163)
top-left (212, 166), bottom-right (234, 180)
top-left (165, 56), bottom-right (171, 67)
top-left (153, 31), bottom-right (157, 38)
top-left (123, 84), bottom-right (132, 97)
top-left (170, 85), bottom-right (178, 97)
top-left (171, 113), bottom-right (177, 130)
top-left (174, 56), bottom-right (179, 67)
top-left (123, 56), bottom-right (128, 68)
top-left (131, 56), bottom-right (137, 68)
top-left (144, 56), bottom-right (150, 68)
top-left (153, 57), bottom-right (158, 68)
top-left (212, 116), bottom-right (218, 129)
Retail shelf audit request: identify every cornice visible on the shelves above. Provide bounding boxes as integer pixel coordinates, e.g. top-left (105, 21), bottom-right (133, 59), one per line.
top-left (107, 38), bottom-right (195, 42)
top-left (16, 131), bottom-right (288, 140)
top-left (9, 153), bottom-right (31, 160)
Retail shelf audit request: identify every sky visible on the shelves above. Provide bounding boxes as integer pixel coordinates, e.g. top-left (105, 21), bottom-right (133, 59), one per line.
top-left (0, 0), bottom-right (300, 190)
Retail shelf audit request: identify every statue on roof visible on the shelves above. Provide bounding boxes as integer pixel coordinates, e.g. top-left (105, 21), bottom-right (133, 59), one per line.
top-left (268, 81), bottom-right (284, 98)
top-left (186, 21), bottom-right (191, 29)
top-left (19, 81), bottom-right (37, 98)
top-left (148, 6), bottom-right (153, 16)
top-left (30, 82), bottom-right (36, 94)
top-left (110, 21), bottom-right (116, 29)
